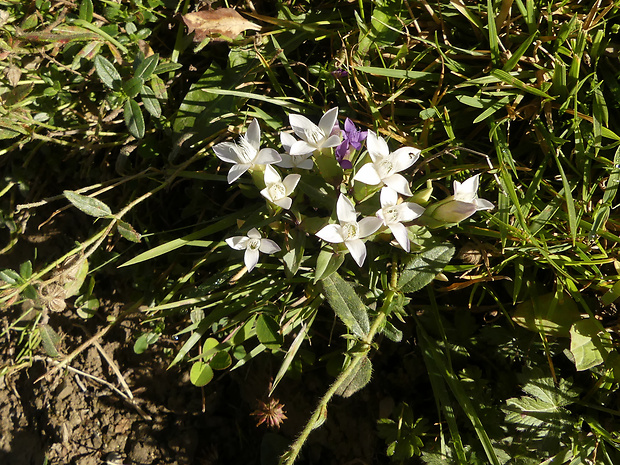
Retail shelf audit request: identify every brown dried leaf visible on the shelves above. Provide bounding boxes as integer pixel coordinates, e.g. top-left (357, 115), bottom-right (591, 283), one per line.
top-left (182, 8), bottom-right (261, 42)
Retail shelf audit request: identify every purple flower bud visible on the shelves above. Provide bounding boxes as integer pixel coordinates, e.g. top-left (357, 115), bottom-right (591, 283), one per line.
top-left (334, 118), bottom-right (367, 169)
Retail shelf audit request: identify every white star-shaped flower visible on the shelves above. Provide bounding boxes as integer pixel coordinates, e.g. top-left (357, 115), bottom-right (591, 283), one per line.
top-left (275, 132), bottom-right (314, 170)
top-left (226, 228), bottom-right (281, 272)
top-left (288, 107), bottom-right (342, 156)
top-left (426, 174), bottom-right (494, 224)
top-left (260, 165), bottom-right (301, 210)
top-left (316, 194), bottom-right (383, 267)
top-left (376, 188), bottom-right (425, 252)
top-left (213, 119), bottom-right (281, 184)
top-left (353, 130), bottom-right (420, 196)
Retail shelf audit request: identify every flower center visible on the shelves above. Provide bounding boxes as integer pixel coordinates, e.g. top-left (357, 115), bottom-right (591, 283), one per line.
top-left (304, 126), bottom-right (324, 145)
top-left (268, 182), bottom-right (287, 200)
top-left (378, 158), bottom-right (394, 177)
top-left (237, 137), bottom-right (257, 164)
top-left (342, 222), bottom-right (359, 241)
top-left (384, 206), bottom-right (400, 224)
top-left (248, 238), bottom-right (261, 250)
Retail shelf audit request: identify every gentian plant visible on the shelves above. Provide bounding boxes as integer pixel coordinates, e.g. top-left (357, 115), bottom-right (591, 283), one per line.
top-left (210, 107), bottom-right (494, 464)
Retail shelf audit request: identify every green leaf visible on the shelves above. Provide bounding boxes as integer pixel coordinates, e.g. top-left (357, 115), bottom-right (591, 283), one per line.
top-left (381, 320), bottom-right (402, 342)
top-left (335, 356), bottom-right (372, 398)
top-left (209, 351), bottom-right (232, 370)
top-left (40, 324), bottom-right (60, 358)
top-left (255, 314), bottom-right (283, 350)
top-left (133, 332), bottom-right (160, 354)
top-left (19, 261), bottom-right (32, 279)
top-left (513, 292), bottom-right (581, 337)
top-left (190, 361), bottom-right (214, 387)
top-left (570, 319), bottom-right (612, 371)
top-left (321, 272), bottom-right (370, 339)
top-left (94, 55), bottom-right (121, 90)
top-left (124, 98), bottom-right (145, 139)
top-left (283, 229), bottom-right (305, 278)
top-left (314, 249), bottom-right (345, 282)
top-left (64, 190), bottom-right (112, 217)
top-left (122, 76), bottom-right (144, 98)
top-left (75, 295), bottom-right (99, 319)
top-left (134, 53), bottom-right (159, 80)
top-left (397, 242), bottom-right (455, 293)
top-left (0, 269), bottom-right (21, 285)
top-left (117, 220), bottom-right (141, 243)
top-left (140, 85), bottom-right (161, 118)
top-left (490, 69), bottom-right (553, 99)
top-left (78, 0), bottom-right (93, 22)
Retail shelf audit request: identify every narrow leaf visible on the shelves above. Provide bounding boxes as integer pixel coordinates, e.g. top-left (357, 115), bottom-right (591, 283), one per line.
top-left (94, 55), bottom-right (121, 90)
top-left (397, 243), bottom-right (455, 293)
top-left (335, 356), bottom-right (372, 398)
top-left (124, 98), bottom-right (145, 139)
top-left (64, 190), bottom-right (112, 217)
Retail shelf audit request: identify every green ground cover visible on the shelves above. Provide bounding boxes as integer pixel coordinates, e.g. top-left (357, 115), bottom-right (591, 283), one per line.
top-left (2, 0), bottom-right (620, 463)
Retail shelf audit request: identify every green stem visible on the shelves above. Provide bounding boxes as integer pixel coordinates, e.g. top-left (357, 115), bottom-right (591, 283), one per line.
top-left (280, 262), bottom-right (398, 465)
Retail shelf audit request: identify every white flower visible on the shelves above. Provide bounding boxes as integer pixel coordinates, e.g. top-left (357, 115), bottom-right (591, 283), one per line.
top-left (213, 119), bottom-right (282, 184)
top-left (426, 174), bottom-right (494, 224)
top-left (376, 188), bottom-right (425, 252)
top-left (275, 132), bottom-right (314, 170)
top-left (316, 194), bottom-right (382, 267)
top-left (260, 165), bottom-right (301, 210)
top-left (353, 130), bottom-right (420, 196)
top-left (226, 228), bottom-right (281, 272)
top-left (288, 107), bottom-right (342, 156)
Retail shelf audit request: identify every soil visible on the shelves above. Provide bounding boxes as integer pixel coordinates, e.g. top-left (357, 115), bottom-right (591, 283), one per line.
top-left (0, 299), bottom-right (388, 465)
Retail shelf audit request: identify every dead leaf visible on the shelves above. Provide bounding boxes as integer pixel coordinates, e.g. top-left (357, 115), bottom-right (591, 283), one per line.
top-left (182, 8), bottom-right (261, 42)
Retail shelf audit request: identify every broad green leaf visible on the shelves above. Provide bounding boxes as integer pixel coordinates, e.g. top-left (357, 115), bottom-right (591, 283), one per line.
top-left (397, 242), bottom-right (455, 293)
top-left (122, 76), bottom-right (144, 98)
top-left (0, 269), bottom-right (21, 284)
top-left (75, 296), bottom-right (99, 319)
top-left (124, 98), bottom-right (145, 139)
top-left (133, 332), bottom-right (160, 354)
top-left (321, 272), bottom-right (370, 339)
top-left (190, 361), bottom-right (213, 386)
top-left (513, 292), bottom-right (581, 337)
top-left (117, 220), bottom-right (141, 243)
top-left (570, 319), bottom-right (612, 371)
top-left (140, 85), bottom-right (161, 118)
top-left (335, 356), bottom-right (372, 398)
top-left (602, 281), bottom-right (620, 306)
top-left (134, 53), bottom-right (159, 80)
top-left (209, 351), bottom-right (232, 370)
top-left (94, 55), bottom-right (121, 90)
top-left (79, 0), bottom-right (93, 22)
top-left (314, 248), bottom-right (345, 282)
top-left (40, 324), bottom-right (60, 358)
top-left (64, 190), bottom-right (112, 217)
top-left (19, 261), bottom-right (32, 279)
top-left (255, 314), bottom-right (283, 350)
top-left (381, 320), bottom-right (403, 343)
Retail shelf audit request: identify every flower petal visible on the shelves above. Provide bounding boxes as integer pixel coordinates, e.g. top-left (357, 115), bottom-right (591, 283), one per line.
top-left (272, 197), bottom-right (293, 209)
top-left (259, 238), bottom-right (281, 254)
top-left (263, 165), bottom-right (282, 184)
top-left (214, 142), bottom-right (241, 164)
top-left (336, 195), bottom-right (358, 223)
top-left (280, 132), bottom-right (297, 152)
top-left (247, 228), bottom-right (261, 239)
top-left (353, 163), bottom-right (382, 185)
top-left (297, 158), bottom-right (314, 170)
top-left (391, 147), bottom-right (420, 172)
top-left (283, 174), bottom-right (301, 194)
top-left (366, 131), bottom-right (389, 161)
top-left (318, 107), bottom-right (339, 136)
top-left (398, 202), bottom-right (425, 222)
top-left (384, 174), bottom-right (413, 196)
top-left (323, 134), bottom-right (343, 148)
top-left (275, 154), bottom-right (295, 169)
top-left (380, 186), bottom-right (398, 208)
top-left (316, 224), bottom-right (344, 243)
top-left (226, 236), bottom-right (249, 250)
top-left (246, 119), bottom-right (261, 151)
top-left (244, 247), bottom-right (260, 271)
top-left (345, 239), bottom-right (367, 267)
top-left (289, 114), bottom-right (316, 140)
top-left (290, 140), bottom-right (317, 156)
top-left (254, 148), bottom-right (282, 165)
top-left (388, 222), bottom-right (410, 252)
top-left (228, 163), bottom-right (251, 183)
top-left (474, 198), bottom-right (494, 211)
top-left (358, 216), bottom-right (383, 237)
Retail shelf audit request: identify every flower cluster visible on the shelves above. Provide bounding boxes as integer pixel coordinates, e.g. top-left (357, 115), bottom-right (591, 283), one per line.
top-left (215, 108), bottom-right (493, 271)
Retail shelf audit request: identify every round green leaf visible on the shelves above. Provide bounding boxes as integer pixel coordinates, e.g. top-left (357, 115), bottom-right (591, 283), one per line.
top-left (255, 314), bottom-right (283, 349)
top-left (209, 351), bottom-right (232, 370)
top-left (190, 361), bottom-right (213, 387)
